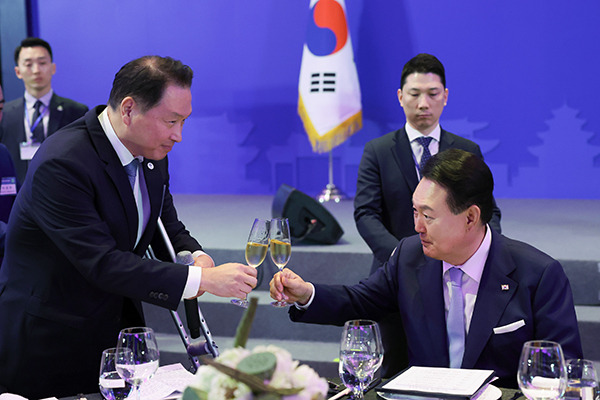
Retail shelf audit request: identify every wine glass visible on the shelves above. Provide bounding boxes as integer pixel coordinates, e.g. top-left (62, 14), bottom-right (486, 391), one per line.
top-left (564, 359), bottom-right (598, 400)
top-left (339, 319), bottom-right (384, 399)
top-left (116, 327), bottom-right (160, 400)
top-left (518, 340), bottom-right (567, 400)
top-left (231, 218), bottom-right (269, 308)
top-left (269, 218), bottom-right (291, 307)
top-left (99, 347), bottom-right (134, 400)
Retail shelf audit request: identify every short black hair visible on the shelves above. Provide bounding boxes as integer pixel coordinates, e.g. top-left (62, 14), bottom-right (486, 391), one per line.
top-left (14, 37), bottom-right (53, 64)
top-left (108, 55), bottom-right (194, 113)
top-left (400, 53), bottom-right (446, 89)
top-left (421, 149), bottom-right (494, 225)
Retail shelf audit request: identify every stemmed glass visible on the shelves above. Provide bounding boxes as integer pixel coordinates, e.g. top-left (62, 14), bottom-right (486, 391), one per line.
top-left (99, 347), bottom-right (134, 400)
top-left (518, 340), bottom-right (567, 400)
top-left (339, 319), bottom-right (384, 399)
top-left (269, 218), bottom-right (291, 307)
top-left (232, 218), bottom-right (269, 308)
top-left (115, 327), bottom-right (160, 400)
top-left (564, 359), bottom-right (598, 400)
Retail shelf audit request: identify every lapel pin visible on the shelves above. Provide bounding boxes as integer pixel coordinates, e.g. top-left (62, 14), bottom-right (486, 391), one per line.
top-left (57, 105), bottom-right (64, 111)
top-left (147, 162), bottom-right (154, 170)
top-left (501, 284), bottom-right (509, 291)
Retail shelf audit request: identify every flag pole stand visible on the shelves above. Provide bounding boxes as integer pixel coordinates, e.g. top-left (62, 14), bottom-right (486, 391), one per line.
top-left (317, 150), bottom-right (347, 203)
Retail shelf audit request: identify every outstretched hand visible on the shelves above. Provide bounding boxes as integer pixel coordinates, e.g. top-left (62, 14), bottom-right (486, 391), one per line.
top-left (196, 263), bottom-right (257, 298)
top-left (269, 268), bottom-right (313, 305)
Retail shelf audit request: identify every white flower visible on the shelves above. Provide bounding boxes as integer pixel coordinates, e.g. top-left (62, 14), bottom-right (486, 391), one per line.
top-left (191, 345), bottom-right (327, 400)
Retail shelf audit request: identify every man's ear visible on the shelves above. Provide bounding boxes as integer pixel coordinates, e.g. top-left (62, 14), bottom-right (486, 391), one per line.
top-left (120, 97), bottom-right (136, 126)
top-left (465, 204), bottom-right (481, 230)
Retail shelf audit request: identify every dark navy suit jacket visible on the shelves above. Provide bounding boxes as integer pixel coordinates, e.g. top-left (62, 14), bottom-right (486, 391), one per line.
top-left (0, 92), bottom-right (88, 184)
top-left (354, 127), bottom-right (502, 272)
top-left (290, 230), bottom-right (583, 388)
top-left (0, 144), bottom-right (17, 258)
top-left (0, 106), bottom-right (201, 398)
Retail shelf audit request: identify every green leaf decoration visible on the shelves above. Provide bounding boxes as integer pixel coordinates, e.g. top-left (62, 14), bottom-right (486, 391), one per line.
top-left (233, 296), bottom-right (258, 348)
top-left (200, 355), bottom-right (303, 396)
top-left (237, 352), bottom-right (277, 381)
top-left (181, 386), bottom-right (208, 400)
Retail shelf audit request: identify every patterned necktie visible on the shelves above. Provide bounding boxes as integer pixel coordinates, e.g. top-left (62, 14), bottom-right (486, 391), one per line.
top-left (31, 100), bottom-right (45, 143)
top-left (124, 159), bottom-right (140, 190)
top-left (447, 267), bottom-right (465, 368)
top-left (415, 136), bottom-right (434, 171)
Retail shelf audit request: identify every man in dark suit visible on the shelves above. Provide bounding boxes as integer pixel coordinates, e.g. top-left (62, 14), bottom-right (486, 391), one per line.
top-left (0, 84), bottom-right (18, 262)
top-left (0, 56), bottom-right (257, 399)
top-left (0, 37), bottom-right (88, 184)
top-left (271, 149), bottom-right (582, 389)
top-left (353, 54), bottom-right (502, 375)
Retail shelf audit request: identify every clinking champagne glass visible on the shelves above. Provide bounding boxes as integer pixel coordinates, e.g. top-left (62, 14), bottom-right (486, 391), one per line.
top-left (340, 319), bottom-right (384, 399)
top-left (269, 217), bottom-right (291, 307)
top-left (518, 340), bottom-right (567, 400)
top-left (115, 327), bottom-right (160, 400)
top-left (231, 218), bottom-right (269, 308)
top-left (99, 347), bottom-right (134, 400)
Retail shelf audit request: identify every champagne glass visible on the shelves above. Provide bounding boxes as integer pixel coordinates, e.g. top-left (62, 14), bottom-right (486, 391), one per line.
top-left (518, 340), bottom-right (567, 400)
top-left (116, 327), bottom-right (160, 400)
top-left (231, 218), bottom-right (269, 308)
top-left (339, 320), bottom-right (384, 399)
top-left (269, 218), bottom-right (291, 307)
top-left (564, 359), bottom-right (598, 400)
top-left (99, 347), bottom-right (134, 400)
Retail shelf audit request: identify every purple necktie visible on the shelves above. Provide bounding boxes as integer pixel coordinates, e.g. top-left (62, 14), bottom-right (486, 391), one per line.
top-left (447, 267), bottom-right (465, 368)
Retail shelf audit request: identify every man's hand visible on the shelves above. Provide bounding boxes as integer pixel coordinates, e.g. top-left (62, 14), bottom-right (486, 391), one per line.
top-left (195, 263), bottom-right (257, 298)
top-left (193, 254), bottom-right (215, 268)
top-left (269, 268), bottom-right (313, 305)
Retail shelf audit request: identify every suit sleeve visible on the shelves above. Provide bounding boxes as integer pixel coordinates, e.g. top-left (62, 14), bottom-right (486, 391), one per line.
top-left (29, 156), bottom-right (189, 310)
top-left (354, 141), bottom-right (401, 264)
top-left (532, 260), bottom-right (583, 359)
top-left (289, 257), bottom-right (401, 325)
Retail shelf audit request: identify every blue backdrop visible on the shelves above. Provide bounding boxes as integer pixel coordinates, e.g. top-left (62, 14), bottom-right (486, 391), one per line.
top-left (34, 0), bottom-right (600, 198)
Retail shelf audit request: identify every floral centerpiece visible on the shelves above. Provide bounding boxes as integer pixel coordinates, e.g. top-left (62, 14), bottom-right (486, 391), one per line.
top-left (181, 298), bottom-right (329, 400)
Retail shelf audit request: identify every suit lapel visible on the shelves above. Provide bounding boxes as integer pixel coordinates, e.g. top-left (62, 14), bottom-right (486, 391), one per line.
top-left (439, 128), bottom-right (455, 152)
top-left (86, 107), bottom-right (140, 248)
top-left (462, 232), bottom-right (518, 368)
top-left (417, 257), bottom-right (451, 366)
top-left (392, 128), bottom-right (420, 192)
top-left (48, 94), bottom-right (62, 136)
top-left (11, 100), bottom-right (27, 142)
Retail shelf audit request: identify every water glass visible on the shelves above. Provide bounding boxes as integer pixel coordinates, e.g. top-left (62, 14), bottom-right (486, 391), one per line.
top-left (339, 319), bottom-right (383, 399)
top-left (99, 347), bottom-right (134, 400)
top-left (518, 340), bottom-right (567, 400)
top-left (116, 327), bottom-right (160, 400)
top-left (565, 359), bottom-right (598, 400)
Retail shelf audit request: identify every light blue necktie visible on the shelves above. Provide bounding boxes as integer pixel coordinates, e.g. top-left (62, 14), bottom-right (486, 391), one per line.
top-left (415, 136), bottom-right (434, 171)
top-left (447, 267), bottom-right (465, 368)
top-left (124, 159), bottom-right (140, 190)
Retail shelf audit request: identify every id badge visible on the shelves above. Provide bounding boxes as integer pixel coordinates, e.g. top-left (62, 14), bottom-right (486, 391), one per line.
top-left (0, 177), bottom-right (17, 196)
top-left (20, 141), bottom-right (41, 160)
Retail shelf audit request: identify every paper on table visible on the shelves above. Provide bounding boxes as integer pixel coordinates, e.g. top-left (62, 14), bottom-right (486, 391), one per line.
top-left (381, 367), bottom-right (494, 397)
top-left (138, 363), bottom-right (197, 400)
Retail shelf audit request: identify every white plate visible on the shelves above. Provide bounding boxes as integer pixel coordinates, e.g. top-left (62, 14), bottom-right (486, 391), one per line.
top-left (377, 384), bottom-right (502, 400)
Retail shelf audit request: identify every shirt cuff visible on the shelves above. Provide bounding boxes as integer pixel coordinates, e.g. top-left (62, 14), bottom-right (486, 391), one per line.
top-left (294, 282), bottom-right (316, 310)
top-left (182, 265), bottom-right (203, 300)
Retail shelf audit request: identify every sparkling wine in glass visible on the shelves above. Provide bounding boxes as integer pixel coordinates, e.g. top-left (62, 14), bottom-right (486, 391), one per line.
top-left (99, 347), bottom-right (134, 400)
top-left (231, 218), bottom-right (269, 308)
top-left (340, 319), bottom-right (384, 399)
top-left (269, 217), bottom-right (291, 307)
top-left (518, 340), bottom-right (567, 400)
top-left (564, 359), bottom-right (598, 400)
top-left (116, 327), bottom-right (160, 400)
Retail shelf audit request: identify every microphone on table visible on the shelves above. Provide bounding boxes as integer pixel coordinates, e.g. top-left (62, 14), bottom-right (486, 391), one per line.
top-left (177, 251), bottom-right (201, 339)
